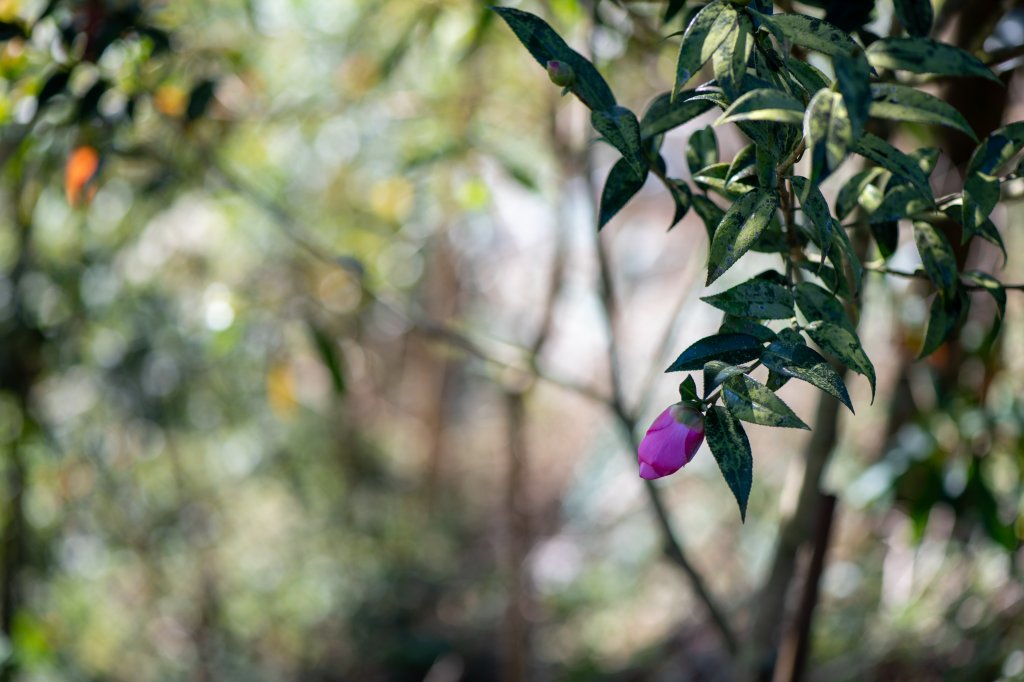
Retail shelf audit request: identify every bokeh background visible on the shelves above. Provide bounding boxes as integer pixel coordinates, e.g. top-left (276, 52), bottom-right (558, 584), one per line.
top-left (0, 0), bottom-right (1023, 680)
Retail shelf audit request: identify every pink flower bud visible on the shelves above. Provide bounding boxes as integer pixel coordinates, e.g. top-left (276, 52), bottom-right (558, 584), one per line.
top-left (638, 404), bottom-right (705, 480)
top-left (546, 60), bottom-right (575, 87)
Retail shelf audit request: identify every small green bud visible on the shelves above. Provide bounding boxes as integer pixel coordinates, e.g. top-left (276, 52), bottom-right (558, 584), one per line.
top-left (546, 60), bottom-right (575, 87)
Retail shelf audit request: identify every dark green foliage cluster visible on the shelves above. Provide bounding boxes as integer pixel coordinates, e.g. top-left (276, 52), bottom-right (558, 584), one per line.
top-left (497, 1), bottom-right (1016, 520)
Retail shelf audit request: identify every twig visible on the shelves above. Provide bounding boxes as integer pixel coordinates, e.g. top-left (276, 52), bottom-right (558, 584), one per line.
top-left (864, 263), bottom-right (1024, 290)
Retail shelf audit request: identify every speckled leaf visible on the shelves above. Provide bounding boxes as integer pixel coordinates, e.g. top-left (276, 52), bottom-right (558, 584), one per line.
top-left (794, 282), bottom-right (856, 333)
top-left (869, 84), bottom-right (975, 139)
top-left (667, 333), bottom-right (764, 372)
top-left (598, 158), bottom-right (647, 230)
top-left (761, 340), bottom-right (853, 412)
top-left (836, 168), bottom-right (885, 221)
top-left (894, 0), bottom-right (933, 37)
top-left (805, 89), bottom-right (853, 183)
top-left (702, 276), bottom-right (795, 319)
top-left (963, 123), bottom-right (1024, 235)
top-left (806, 321), bottom-right (875, 399)
top-left (913, 221), bottom-right (958, 298)
top-left (675, 2), bottom-right (737, 94)
top-left (723, 374), bottom-right (810, 430)
top-left (919, 290), bottom-right (966, 358)
top-left (693, 194), bottom-right (725, 241)
top-left (713, 13), bottom-right (751, 100)
top-left (494, 8), bottom-right (617, 110)
top-left (791, 176), bottom-right (835, 259)
top-left (963, 270), bottom-right (1005, 341)
top-left (591, 106), bottom-right (646, 176)
top-left (706, 188), bottom-right (779, 285)
top-left (834, 48), bottom-right (872, 138)
top-left (870, 184), bottom-right (933, 223)
top-left (668, 179), bottom-right (693, 230)
top-left (703, 360), bottom-right (747, 396)
top-left (688, 125), bottom-right (719, 175)
top-left (705, 406), bottom-right (753, 522)
top-left (640, 90), bottom-right (716, 138)
top-left (866, 37), bottom-right (999, 83)
top-left (855, 133), bottom-right (932, 199)
top-left (717, 88), bottom-right (804, 125)
top-left (719, 316), bottom-right (778, 343)
top-left (765, 13), bottom-right (859, 57)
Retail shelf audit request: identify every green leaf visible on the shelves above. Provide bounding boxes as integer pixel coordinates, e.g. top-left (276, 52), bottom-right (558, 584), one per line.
top-left (719, 315), bottom-right (778, 342)
top-left (675, 2), bottom-right (738, 94)
top-left (962, 172), bottom-right (1000, 237)
top-left (693, 194), bottom-right (725, 241)
top-left (855, 133), bottom-right (932, 199)
top-left (870, 221), bottom-right (899, 258)
top-left (868, 83), bottom-right (976, 139)
top-left (705, 405), bottom-right (753, 522)
top-left (668, 179), bottom-right (693, 230)
top-left (598, 158), bottom-right (647, 230)
top-left (765, 13), bottom-right (860, 57)
top-left (894, 0), bottom-right (933, 37)
top-left (761, 340), bottom-right (853, 412)
top-left (701, 275), bottom-right (795, 319)
top-left (805, 321), bottom-right (876, 398)
top-left (666, 333), bottom-right (764, 372)
top-left (866, 37), bottom-right (999, 83)
top-left (962, 270), bottom-right (1005, 341)
top-left (805, 89), bottom-right (853, 183)
top-left (703, 360), bottom-right (748, 396)
top-left (713, 13), bottom-right (751, 101)
top-left (591, 106), bottom-right (646, 176)
top-left (912, 220), bottom-right (958, 298)
top-left (791, 176), bottom-right (835, 258)
top-left (679, 375), bottom-right (701, 405)
top-left (794, 282), bottom-right (856, 333)
top-left (706, 188), bottom-right (779, 285)
top-left (717, 88), bottom-right (804, 125)
top-left (640, 90), bottom-right (716, 138)
top-left (494, 7), bottom-right (617, 110)
top-left (836, 168), bottom-right (885, 221)
top-left (870, 184), bottom-right (933, 223)
top-left (919, 290), bottom-right (965, 358)
top-left (723, 374), bottom-right (810, 430)
top-left (688, 125), bottom-right (719, 175)
top-left (788, 59), bottom-right (830, 95)
top-left (963, 122), bottom-right (1024, 234)
top-left (834, 48), bottom-right (872, 138)
top-left (309, 322), bottom-right (347, 395)
top-left (693, 163), bottom-right (758, 198)
top-left (725, 144), bottom-right (757, 188)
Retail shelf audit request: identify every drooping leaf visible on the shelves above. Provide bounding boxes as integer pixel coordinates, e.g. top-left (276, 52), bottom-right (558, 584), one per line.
top-left (494, 7), bottom-right (617, 110)
top-left (717, 88), bottom-right (804, 125)
top-left (805, 321), bottom-right (876, 398)
top-left (870, 220), bottom-right (899, 258)
top-left (725, 144), bottom-right (757, 189)
top-left (870, 184), bottom-right (933, 223)
top-left (788, 59), bottom-right (830, 95)
top-left (688, 125), bottom-right (719, 175)
top-left (868, 83), bottom-right (975, 139)
top-left (794, 282), bottom-right (856, 333)
top-left (962, 270), bottom-right (1006, 341)
top-left (791, 176), bottom-right (835, 259)
top-left (761, 339), bottom-right (853, 412)
top-left (309, 322), bottom-right (347, 395)
top-left (834, 48), bottom-right (872, 138)
top-left (918, 290), bottom-right (966, 358)
top-left (693, 194), bottom-right (725, 241)
top-left (893, 0), bottom-right (933, 37)
top-left (668, 179), bottom-right (693, 230)
top-left (675, 2), bottom-right (738, 94)
top-left (912, 220), bottom-right (958, 298)
top-left (701, 274), bottom-right (795, 319)
top-left (723, 374), bottom-right (810, 430)
top-left (640, 90), bottom-right (716, 138)
top-left (705, 405), bottom-right (753, 522)
top-left (855, 133), bottom-right (932, 199)
top-left (865, 37), bottom-right (1000, 83)
top-left (666, 333), bottom-right (764, 372)
top-left (962, 122), bottom-right (1024, 234)
top-left (591, 106), bottom-right (646, 176)
top-left (598, 158), bottom-right (647, 230)
top-left (805, 89), bottom-right (853, 183)
top-left (706, 188), bottom-right (779, 285)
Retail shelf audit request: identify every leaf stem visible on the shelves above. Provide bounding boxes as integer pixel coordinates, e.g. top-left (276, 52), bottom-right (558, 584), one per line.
top-left (864, 263), bottom-right (1024, 290)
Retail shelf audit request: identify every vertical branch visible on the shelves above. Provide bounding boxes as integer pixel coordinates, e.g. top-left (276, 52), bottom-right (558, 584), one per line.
top-left (500, 388), bottom-right (532, 682)
top-left (772, 494), bottom-right (838, 682)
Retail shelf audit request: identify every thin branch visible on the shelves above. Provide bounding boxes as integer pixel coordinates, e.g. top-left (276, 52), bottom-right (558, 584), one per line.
top-left (864, 263), bottom-right (1024, 290)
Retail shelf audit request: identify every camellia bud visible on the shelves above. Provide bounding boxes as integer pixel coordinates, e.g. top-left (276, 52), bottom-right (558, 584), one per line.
top-left (637, 403), bottom-right (705, 480)
top-left (546, 60), bottom-right (575, 87)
